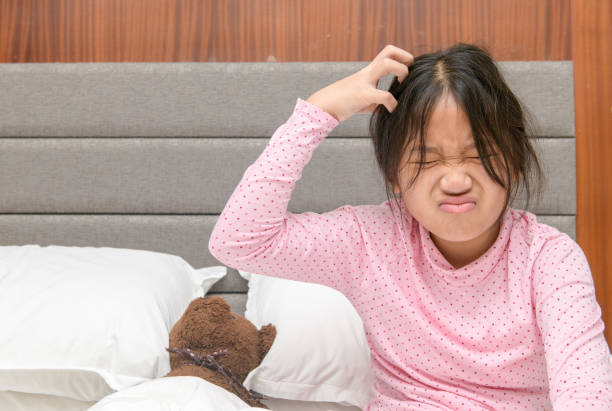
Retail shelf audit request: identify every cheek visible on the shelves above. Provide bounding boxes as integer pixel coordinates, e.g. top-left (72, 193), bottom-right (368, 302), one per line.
top-left (483, 158), bottom-right (513, 188)
top-left (400, 179), bottom-right (435, 215)
top-left (476, 167), bottom-right (507, 195)
top-left (398, 164), bottom-right (431, 192)
top-left (398, 171), bottom-right (427, 198)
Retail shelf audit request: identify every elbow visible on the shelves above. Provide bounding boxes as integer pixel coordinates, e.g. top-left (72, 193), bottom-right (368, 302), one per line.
top-left (208, 214), bottom-right (284, 266)
top-left (208, 226), bottom-right (230, 265)
top-left (208, 228), bottom-right (280, 269)
top-left (208, 221), bottom-right (229, 264)
top-left (207, 226), bottom-right (261, 266)
top-left (208, 235), bottom-right (220, 261)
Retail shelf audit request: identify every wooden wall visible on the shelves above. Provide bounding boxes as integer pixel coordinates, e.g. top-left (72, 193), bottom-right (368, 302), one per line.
top-left (1, 0), bottom-right (571, 62)
top-left (573, 0), bottom-right (612, 347)
top-left (1, 0), bottom-right (610, 346)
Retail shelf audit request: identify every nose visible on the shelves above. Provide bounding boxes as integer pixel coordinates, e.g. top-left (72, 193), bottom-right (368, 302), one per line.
top-left (439, 165), bottom-right (473, 195)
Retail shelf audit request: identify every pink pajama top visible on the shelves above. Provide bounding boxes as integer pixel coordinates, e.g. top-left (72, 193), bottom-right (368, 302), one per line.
top-left (208, 97), bottom-right (612, 410)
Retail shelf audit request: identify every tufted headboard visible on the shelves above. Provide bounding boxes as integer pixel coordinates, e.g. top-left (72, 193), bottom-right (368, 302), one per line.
top-left (0, 61), bottom-right (575, 315)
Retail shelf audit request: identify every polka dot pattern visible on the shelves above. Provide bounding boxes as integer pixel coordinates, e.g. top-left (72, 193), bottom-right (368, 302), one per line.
top-left (208, 98), bottom-right (612, 410)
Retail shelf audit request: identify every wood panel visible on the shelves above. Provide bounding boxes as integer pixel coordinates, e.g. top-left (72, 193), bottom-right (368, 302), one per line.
top-left (0, 0), bottom-right (571, 63)
top-left (573, 0), bottom-right (612, 345)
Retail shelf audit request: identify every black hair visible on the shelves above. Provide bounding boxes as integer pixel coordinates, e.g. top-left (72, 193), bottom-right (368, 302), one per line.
top-left (369, 42), bottom-right (545, 224)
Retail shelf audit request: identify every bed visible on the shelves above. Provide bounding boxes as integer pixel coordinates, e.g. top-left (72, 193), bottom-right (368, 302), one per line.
top-left (0, 60), bottom-right (589, 410)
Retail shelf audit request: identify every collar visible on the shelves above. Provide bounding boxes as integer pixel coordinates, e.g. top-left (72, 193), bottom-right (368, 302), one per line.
top-left (394, 200), bottom-right (514, 287)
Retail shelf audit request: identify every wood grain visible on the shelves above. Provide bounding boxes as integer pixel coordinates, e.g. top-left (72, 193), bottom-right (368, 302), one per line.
top-left (0, 0), bottom-right (570, 62)
top-left (573, 0), bottom-right (612, 345)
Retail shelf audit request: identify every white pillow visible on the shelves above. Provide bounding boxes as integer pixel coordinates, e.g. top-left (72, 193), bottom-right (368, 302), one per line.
top-left (0, 244), bottom-right (226, 402)
top-left (88, 376), bottom-right (267, 411)
top-left (238, 271), bottom-right (374, 409)
top-left (0, 391), bottom-right (96, 411)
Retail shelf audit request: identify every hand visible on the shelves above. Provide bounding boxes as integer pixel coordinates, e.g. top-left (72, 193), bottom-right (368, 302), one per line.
top-left (306, 44), bottom-right (414, 123)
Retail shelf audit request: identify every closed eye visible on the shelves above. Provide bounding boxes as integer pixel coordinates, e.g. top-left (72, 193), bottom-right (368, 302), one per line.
top-left (410, 153), bottom-right (496, 168)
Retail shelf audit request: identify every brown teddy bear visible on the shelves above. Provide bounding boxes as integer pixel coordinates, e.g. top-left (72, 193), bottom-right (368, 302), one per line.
top-left (164, 295), bottom-right (277, 408)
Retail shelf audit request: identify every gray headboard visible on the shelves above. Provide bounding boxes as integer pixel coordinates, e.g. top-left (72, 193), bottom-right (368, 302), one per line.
top-left (0, 61), bottom-right (575, 315)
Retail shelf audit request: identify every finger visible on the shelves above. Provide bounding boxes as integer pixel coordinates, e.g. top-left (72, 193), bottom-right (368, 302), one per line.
top-left (368, 88), bottom-right (398, 113)
top-left (374, 44), bottom-right (414, 65)
top-left (370, 57), bottom-right (410, 83)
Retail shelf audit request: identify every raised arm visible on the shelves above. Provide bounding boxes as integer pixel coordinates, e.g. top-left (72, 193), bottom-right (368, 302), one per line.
top-left (533, 234), bottom-right (612, 409)
top-left (208, 98), bottom-right (365, 297)
top-left (208, 45), bottom-right (414, 299)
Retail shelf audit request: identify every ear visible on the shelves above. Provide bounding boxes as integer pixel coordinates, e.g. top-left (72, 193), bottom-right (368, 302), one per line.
top-left (258, 324), bottom-right (277, 363)
top-left (201, 295), bottom-right (230, 309)
top-left (392, 182), bottom-right (400, 194)
top-left (199, 295), bottom-right (232, 321)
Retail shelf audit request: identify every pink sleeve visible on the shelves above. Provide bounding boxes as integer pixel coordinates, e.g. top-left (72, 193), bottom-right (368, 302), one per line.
top-left (533, 234), bottom-right (612, 409)
top-left (208, 97), bottom-right (367, 300)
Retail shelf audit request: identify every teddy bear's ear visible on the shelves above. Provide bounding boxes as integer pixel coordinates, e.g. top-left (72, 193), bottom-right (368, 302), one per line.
top-left (199, 295), bottom-right (232, 315)
top-left (258, 324), bottom-right (276, 363)
top-left (201, 295), bottom-right (230, 308)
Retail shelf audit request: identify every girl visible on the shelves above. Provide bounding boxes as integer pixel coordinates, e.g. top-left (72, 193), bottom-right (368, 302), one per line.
top-left (208, 43), bottom-right (612, 410)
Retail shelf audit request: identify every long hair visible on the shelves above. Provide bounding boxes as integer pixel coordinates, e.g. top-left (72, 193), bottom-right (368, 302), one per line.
top-left (369, 42), bottom-right (545, 222)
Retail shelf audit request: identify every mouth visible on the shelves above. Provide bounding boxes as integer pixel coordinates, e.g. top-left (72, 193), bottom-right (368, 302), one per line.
top-left (439, 202), bottom-right (475, 214)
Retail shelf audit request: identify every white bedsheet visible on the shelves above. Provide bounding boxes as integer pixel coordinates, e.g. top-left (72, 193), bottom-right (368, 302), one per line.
top-left (0, 391), bottom-right (362, 411)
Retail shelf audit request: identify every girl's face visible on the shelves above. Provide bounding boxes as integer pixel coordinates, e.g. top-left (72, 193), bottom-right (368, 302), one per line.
top-left (393, 94), bottom-right (508, 267)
